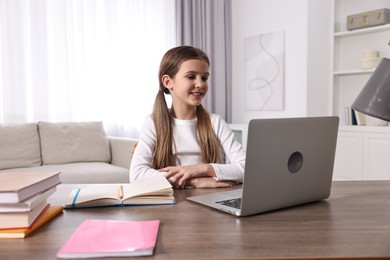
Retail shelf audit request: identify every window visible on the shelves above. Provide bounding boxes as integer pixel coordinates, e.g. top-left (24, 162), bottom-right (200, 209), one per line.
top-left (0, 0), bottom-right (176, 137)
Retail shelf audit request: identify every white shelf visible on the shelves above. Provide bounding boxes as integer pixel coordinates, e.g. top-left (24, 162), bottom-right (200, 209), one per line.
top-left (339, 125), bottom-right (390, 132)
top-left (334, 24), bottom-right (390, 37)
top-left (333, 69), bottom-right (374, 76)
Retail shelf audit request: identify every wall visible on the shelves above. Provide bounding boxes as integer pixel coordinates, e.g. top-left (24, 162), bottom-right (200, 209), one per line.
top-left (231, 0), bottom-right (331, 124)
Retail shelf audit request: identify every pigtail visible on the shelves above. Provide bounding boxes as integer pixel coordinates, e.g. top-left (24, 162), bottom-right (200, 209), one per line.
top-left (151, 90), bottom-right (176, 169)
top-left (197, 105), bottom-right (222, 163)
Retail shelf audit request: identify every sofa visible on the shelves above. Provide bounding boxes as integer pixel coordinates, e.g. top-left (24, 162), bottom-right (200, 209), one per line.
top-left (0, 121), bottom-right (138, 184)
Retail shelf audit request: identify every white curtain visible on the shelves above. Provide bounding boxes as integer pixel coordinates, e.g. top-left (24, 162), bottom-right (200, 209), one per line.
top-left (0, 0), bottom-right (176, 138)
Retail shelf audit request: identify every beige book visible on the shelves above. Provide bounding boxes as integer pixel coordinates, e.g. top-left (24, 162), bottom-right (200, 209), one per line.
top-left (65, 177), bottom-right (174, 208)
top-left (0, 205), bottom-right (63, 238)
top-left (0, 201), bottom-right (48, 229)
top-left (0, 187), bottom-right (56, 212)
top-left (354, 110), bottom-right (366, 126)
top-left (0, 172), bottom-right (61, 203)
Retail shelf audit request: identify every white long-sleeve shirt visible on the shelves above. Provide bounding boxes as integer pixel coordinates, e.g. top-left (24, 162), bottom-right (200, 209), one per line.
top-left (129, 113), bottom-right (246, 182)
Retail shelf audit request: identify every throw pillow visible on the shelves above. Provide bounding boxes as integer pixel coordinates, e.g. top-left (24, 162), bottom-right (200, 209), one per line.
top-left (0, 123), bottom-right (42, 169)
top-left (39, 121), bottom-right (111, 165)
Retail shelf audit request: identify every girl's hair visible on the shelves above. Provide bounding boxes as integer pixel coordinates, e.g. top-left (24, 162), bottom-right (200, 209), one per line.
top-left (152, 45), bottom-right (222, 169)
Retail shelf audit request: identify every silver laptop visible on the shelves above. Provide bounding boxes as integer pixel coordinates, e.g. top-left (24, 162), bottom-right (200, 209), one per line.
top-left (187, 116), bottom-right (339, 216)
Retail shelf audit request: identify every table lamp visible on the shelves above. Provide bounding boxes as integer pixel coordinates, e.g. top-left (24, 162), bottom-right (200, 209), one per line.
top-left (351, 57), bottom-right (390, 122)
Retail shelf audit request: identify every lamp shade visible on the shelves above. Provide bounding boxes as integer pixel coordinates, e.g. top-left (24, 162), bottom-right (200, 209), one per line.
top-left (351, 57), bottom-right (390, 122)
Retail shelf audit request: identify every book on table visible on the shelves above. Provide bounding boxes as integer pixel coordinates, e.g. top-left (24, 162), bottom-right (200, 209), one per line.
top-left (57, 219), bottom-right (160, 258)
top-left (65, 177), bottom-right (175, 209)
top-left (0, 172), bottom-right (61, 203)
top-left (0, 201), bottom-right (49, 229)
top-left (0, 187), bottom-right (56, 213)
top-left (0, 205), bottom-right (64, 239)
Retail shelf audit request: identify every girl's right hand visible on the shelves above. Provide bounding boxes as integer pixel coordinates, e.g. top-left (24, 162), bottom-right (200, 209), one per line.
top-left (160, 164), bottom-right (215, 187)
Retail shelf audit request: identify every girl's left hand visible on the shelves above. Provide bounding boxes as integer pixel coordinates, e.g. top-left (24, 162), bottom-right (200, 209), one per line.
top-left (187, 177), bottom-right (236, 188)
top-left (160, 164), bottom-right (215, 187)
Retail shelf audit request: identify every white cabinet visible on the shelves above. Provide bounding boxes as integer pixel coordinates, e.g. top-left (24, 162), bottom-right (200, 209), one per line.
top-left (333, 126), bottom-right (390, 180)
top-left (364, 132), bottom-right (390, 179)
top-left (333, 130), bottom-right (364, 180)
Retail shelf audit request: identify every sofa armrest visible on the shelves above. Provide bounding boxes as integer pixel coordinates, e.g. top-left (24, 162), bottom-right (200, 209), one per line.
top-left (108, 136), bottom-right (138, 169)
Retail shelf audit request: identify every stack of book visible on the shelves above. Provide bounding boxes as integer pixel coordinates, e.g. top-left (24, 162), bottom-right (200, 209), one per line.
top-left (0, 172), bottom-right (63, 238)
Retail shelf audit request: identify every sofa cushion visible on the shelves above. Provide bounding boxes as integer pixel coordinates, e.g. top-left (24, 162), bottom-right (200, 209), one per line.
top-left (39, 121), bottom-right (111, 165)
top-left (0, 123), bottom-right (42, 170)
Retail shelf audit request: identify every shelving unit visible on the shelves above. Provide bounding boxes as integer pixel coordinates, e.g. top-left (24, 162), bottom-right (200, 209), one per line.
top-left (334, 23), bottom-right (390, 37)
top-left (331, 0), bottom-right (390, 126)
top-left (331, 0), bottom-right (390, 180)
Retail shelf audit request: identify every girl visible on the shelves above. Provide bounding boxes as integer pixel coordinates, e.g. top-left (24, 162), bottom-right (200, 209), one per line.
top-left (129, 46), bottom-right (245, 188)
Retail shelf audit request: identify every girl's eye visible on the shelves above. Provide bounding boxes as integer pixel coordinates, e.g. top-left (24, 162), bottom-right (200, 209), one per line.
top-left (187, 75), bottom-right (195, 80)
top-left (202, 76), bottom-right (209, 81)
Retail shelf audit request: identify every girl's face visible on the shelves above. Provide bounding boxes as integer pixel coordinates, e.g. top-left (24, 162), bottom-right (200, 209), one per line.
top-left (163, 59), bottom-right (209, 116)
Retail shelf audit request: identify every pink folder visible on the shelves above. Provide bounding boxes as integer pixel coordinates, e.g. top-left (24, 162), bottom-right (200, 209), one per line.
top-left (57, 219), bottom-right (160, 258)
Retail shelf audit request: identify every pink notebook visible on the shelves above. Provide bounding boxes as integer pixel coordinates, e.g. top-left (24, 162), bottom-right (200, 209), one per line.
top-left (57, 219), bottom-right (160, 258)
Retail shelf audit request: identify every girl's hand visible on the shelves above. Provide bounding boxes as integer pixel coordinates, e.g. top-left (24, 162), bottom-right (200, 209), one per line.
top-left (160, 164), bottom-right (215, 187)
top-left (188, 177), bottom-right (236, 188)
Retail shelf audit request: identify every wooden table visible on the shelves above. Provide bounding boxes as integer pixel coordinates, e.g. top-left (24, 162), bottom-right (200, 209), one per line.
top-left (1, 181), bottom-right (390, 260)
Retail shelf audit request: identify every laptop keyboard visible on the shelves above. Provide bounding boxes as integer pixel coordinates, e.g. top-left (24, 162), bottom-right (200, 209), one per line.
top-left (216, 198), bottom-right (242, 209)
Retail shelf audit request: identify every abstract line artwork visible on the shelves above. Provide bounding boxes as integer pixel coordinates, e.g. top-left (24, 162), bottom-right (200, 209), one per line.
top-left (245, 31), bottom-right (285, 111)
